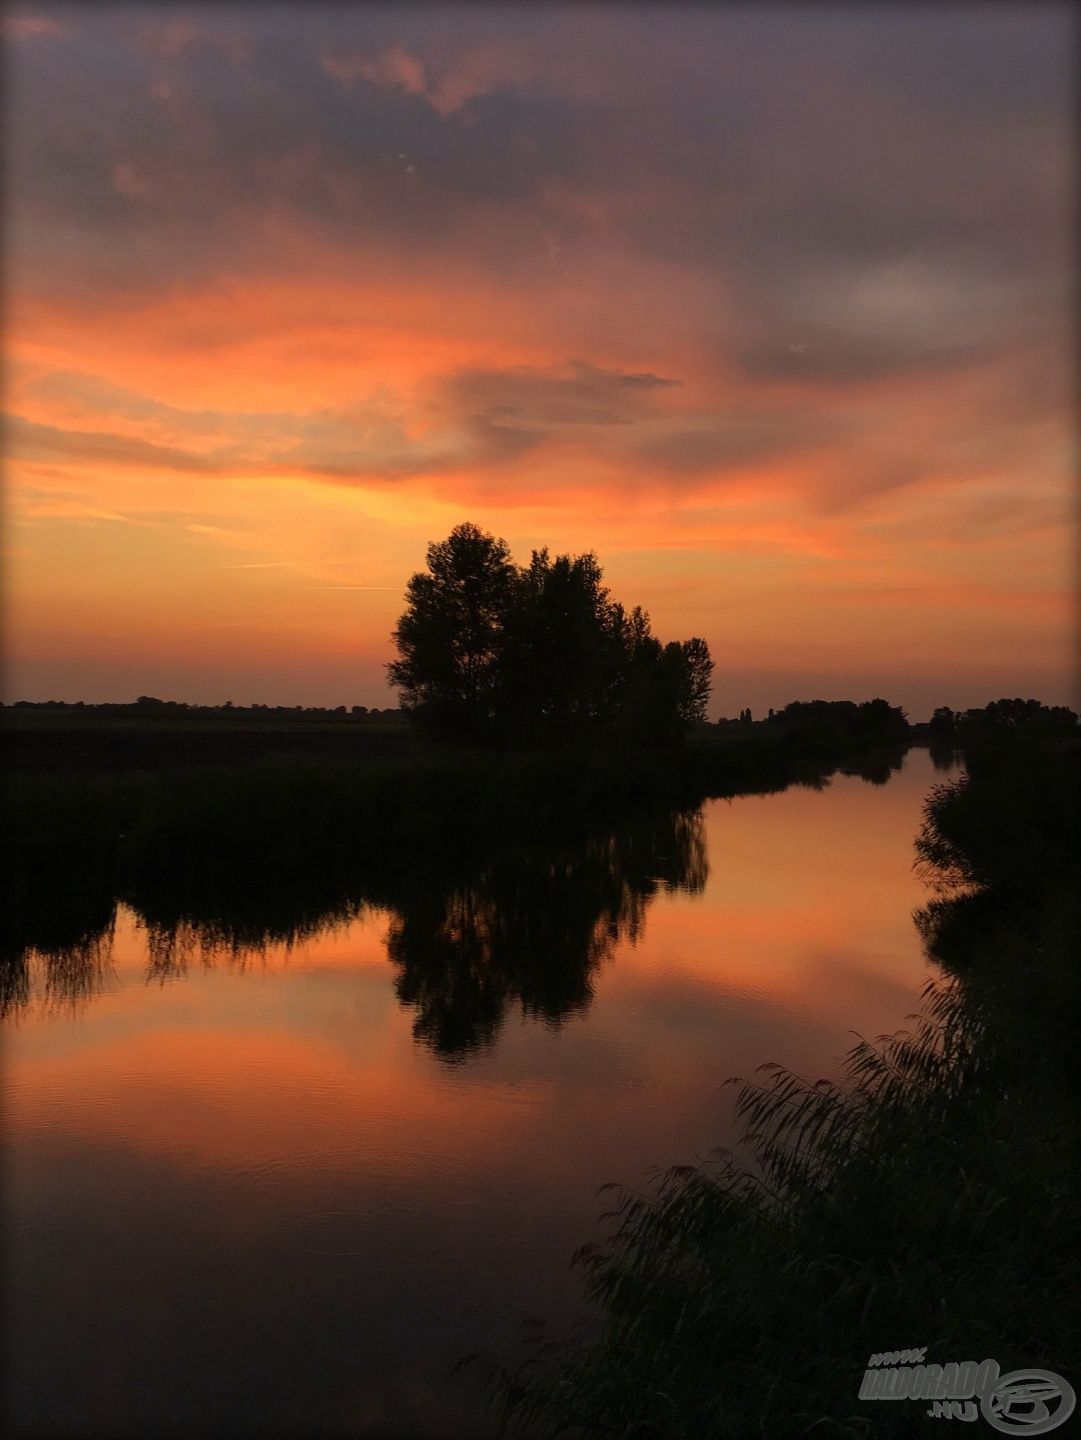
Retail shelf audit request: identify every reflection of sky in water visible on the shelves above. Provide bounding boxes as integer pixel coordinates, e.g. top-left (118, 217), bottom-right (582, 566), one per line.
top-left (4, 750), bottom-right (960, 1438)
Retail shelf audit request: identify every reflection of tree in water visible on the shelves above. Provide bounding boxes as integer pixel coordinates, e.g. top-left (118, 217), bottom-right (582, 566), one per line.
top-left (1, 917), bottom-right (117, 1020)
top-left (929, 741), bottom-right (962, 772)
top-left (5, 808), bottom-right (708, 1057)
top-left (387, 809), bottom-right (707, 1060)
top-left (4, 861), bottom-right (118, 1019)
top-left (139, 902), bottom-right (366, 985)
top-left (839, 747), bottom-right (906, 786)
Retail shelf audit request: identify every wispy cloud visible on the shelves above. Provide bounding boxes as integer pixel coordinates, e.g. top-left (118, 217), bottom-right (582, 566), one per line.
top-left (322, 38), bottom-right (531, 118)
top-left (2, 13), bottom-right (67, 40)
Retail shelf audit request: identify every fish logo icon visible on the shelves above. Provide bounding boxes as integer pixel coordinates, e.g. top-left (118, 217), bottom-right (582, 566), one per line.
top-left (982, 1370), bottom-right (1076, 1435)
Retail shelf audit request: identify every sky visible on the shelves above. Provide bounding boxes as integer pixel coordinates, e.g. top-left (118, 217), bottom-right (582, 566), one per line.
top-left (3, 2), bottom-right (1077, 720)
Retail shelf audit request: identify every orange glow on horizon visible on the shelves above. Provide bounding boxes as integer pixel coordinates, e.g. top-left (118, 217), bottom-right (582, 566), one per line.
top-left (3, 7), bottom-right (1076, 716)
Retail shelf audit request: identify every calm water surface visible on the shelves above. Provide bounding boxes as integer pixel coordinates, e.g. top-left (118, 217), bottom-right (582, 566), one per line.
top-left (4, 750), bottom-right (959, 1438)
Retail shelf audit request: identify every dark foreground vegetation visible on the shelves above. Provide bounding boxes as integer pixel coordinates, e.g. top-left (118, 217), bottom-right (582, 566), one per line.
top-left (474, 728), bottom-right (1080, 1437)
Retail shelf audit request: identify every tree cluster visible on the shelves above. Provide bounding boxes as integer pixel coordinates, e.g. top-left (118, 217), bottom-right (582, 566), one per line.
top-left (387, 523), bottom-right (713, 747)
top-left (929, 698), bottom-right (1078, 741)
top-left (765, 697), bottom-right (909, 745)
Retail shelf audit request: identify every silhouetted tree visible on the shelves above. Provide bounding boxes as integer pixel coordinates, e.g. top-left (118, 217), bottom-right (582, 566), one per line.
top-left (606, 602), bottom-right (664, 743)
top-left (630, 639), bottom-right (715, 746)
top-left (388, 524), bottom-right (714, 747)
top-left (674, 637), bottom-right (714, 729)
top-left (497, 548), bottom-right (621, 743)
top-left (387, 522), bottom-right (516, 740)
top-left (958, 698), bottom-right (1078, 738)
top-left (929, 706), bottom-right (957, 739)
top-left (766, 698), bottom-right (907, 746)
top-left (852, 697), bottom-right (907, 740)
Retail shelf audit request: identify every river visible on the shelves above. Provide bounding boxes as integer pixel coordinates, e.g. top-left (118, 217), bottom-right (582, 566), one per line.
top-left (4, 747), bottom-right (960, 1438)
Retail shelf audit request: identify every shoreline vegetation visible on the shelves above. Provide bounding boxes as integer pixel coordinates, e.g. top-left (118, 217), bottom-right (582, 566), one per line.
top-left (473, 729), bottom-right (1080, 1438)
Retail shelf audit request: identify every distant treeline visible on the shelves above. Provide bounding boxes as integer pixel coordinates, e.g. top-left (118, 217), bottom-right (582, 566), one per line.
top-left (929, 696), bottom-right (1078, 741)
top-left (714, 696), bottom-right (1078, 746)
top-left (7, 694), bottom-right (1076, 746)
top-left (716, 697), bottom-right (910, 744)
top-left (2, 697), bottom-right (402, 721)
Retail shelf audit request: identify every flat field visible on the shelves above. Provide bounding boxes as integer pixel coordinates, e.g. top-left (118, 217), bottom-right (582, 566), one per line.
top-left (2, 709), bottom-right (415, 774)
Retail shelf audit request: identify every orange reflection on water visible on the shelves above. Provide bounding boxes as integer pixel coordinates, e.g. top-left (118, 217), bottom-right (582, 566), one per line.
top-left (7, 754), bottom-right (950, 1167)
top-left (4, 752), bottom-right (960, 1437)
top-left (612, 769), bottom-right (935, 1016)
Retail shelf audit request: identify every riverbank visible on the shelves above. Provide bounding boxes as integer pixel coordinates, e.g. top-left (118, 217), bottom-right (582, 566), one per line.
top-left (1, 707), bottom-right (415, 774)
top-left (482, 738), bottom-right (1080, 1437)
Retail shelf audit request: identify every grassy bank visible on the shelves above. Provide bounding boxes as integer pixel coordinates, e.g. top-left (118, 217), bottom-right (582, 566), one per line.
top-left (1, 708), bottom-right (415, 774)
top-left (478, 742), bottom-right (1080, 1437)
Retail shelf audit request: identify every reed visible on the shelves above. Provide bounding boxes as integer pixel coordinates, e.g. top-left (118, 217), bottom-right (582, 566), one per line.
top-left (477, 746), bottom-right (1080, 1438)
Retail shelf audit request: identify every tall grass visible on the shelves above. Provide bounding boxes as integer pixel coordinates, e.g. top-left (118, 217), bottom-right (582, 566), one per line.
top-left (477, 747), bottom-right (1080, 1438)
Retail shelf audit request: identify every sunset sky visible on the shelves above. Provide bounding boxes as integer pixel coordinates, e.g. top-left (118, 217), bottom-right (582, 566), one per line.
top-left (4, 3), bottom-right (1076, 718)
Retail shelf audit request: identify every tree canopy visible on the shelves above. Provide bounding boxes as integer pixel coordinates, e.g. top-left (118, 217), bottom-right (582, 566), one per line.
top-left (929, 698), bottom-right (1079, 740)
top-left (388, 523), bottom-right (713, 746)
top-left (765, 698), bottom-right (909, 746)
